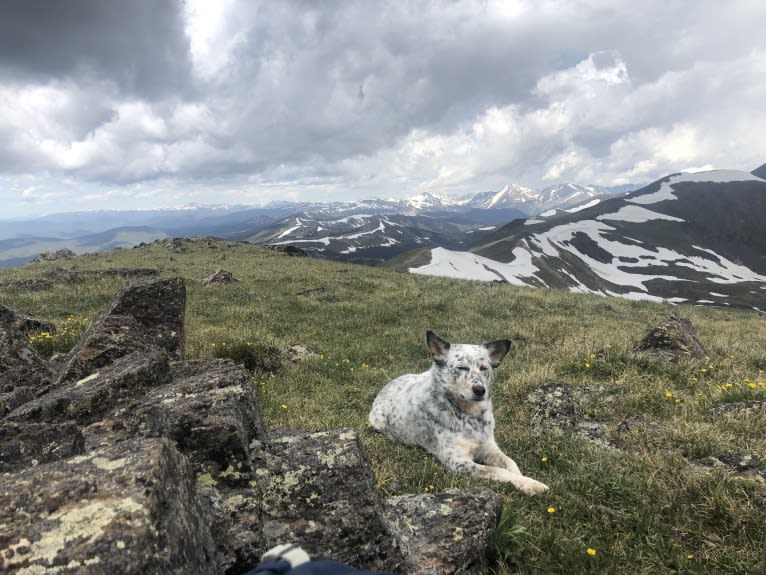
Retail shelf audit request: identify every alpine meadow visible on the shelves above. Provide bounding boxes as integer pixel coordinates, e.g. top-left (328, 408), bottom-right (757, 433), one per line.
top-left (1, 238), bottom-right (765, 574)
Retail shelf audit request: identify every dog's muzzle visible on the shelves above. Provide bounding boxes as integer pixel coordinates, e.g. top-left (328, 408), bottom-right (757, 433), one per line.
top-left (472, 384), bottom-right (486, 399)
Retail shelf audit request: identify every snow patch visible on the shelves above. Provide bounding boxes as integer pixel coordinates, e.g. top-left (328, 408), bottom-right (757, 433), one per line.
top-left (597, 205), bottom-right (684, 223)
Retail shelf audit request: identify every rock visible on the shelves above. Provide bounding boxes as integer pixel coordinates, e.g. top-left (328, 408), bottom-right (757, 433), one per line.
top-left (382, 489), bottom-right (502, 575)
top-left (84, 359), bottom-right (267, 479)
top-left (633, 314), bottom-right (707, 362)
top-left (707, 400), bottom-right (766, 420)
top-left (251, 429), bottom-right (404, 573)
top-left (0, 386), bottom-right (34, 417)
top-left (203, 269), bottom-right (236, 285)
top-left (0, 303), bottom-right (56, 334)
top-left (284, 345), bottom-right (318, 364)
top-left (0, 421), bottom-right (84, 472)
top-left (31, 248), bottom-right (76, 263)
top-left (0, 305), bottom-right (52, 389)
top-left (0, 437), bottom-right (219, 573)
top-left (297, 287), bottom-right (326, 298)
top-left (268, 245), bottom-right (309, 257)
top-left (527, 383), bottom-right (614, 447)
top-left (690, 452), bottom-right (766, 485)
top-left (527, 382), bottom-right (586, 429)
top-left (52, 278), bottom-right (185, 388)
top-left (8, 349), bottom-right (171, 425)
top-left (197, 483), bottom-right (265, 573)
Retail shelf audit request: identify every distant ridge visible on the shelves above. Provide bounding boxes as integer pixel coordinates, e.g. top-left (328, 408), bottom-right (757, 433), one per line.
top-left (411, 169), bottom-right (766, 310)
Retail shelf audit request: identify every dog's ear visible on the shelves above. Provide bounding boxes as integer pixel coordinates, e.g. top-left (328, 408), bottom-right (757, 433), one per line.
top-left (484, 339), bottom-right (511, 367)
top-left (426, 330), bottom-right (451, 366)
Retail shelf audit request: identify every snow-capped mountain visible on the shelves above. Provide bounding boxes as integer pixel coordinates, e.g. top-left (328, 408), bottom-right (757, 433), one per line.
top-left (410, 169), bottom-right (766, 310)
top-left (462, 182), bottom-right (623, 215)
top-left (242, 182), bottom-right (634, 263)
top-left (0, 181), bottom-right (626, 267)
top-left (244, 212), bottom-right (499, 265)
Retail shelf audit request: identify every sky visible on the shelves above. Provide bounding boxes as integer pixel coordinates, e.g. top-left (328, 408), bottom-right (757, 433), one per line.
top-left (1, 0), bottom-right (765, 219)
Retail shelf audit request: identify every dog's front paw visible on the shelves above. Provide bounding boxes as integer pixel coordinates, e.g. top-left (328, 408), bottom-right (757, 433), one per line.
top-left (517, 477), bottom-right (549, 496)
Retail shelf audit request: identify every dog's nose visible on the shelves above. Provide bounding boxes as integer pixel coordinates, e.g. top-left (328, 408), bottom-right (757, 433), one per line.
top-left (472, 384), bottom-right (486, 398)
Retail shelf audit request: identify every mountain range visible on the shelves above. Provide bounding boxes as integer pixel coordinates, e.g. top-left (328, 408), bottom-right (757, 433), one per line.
top-left (0, 182), bottom-right (627, 267)
top-left (409, 168), bottom-right (766, 310)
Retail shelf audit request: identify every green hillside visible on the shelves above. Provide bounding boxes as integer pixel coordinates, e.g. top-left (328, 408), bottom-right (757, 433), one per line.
top-left (2, 237), bottom-right (765, 574)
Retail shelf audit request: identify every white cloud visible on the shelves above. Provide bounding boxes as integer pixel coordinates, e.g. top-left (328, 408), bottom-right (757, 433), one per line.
top-left (1, 0), bottom-right (766, 217)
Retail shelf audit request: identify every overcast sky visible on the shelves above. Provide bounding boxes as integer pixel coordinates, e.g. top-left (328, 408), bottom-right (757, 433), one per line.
top-left (1, 0), bottom-right (765, 218)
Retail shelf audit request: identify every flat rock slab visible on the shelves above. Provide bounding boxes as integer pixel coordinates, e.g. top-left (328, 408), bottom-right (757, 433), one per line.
top-left (252, 429), bottom-right (403, 573)
top-left (0, 437), bottom-right (218, 574)
top-left (382, 489), bottom-right (502, 575)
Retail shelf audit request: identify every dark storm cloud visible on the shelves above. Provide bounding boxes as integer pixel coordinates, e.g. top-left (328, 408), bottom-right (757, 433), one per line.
top-left (0, 0), bottom-right (193, 97)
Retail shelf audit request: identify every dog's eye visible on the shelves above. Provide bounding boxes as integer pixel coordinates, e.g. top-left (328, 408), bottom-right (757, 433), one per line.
top-left (479, 366), bottom-right (489, 372)
top-left (457, 366), bottom-right (470, 372)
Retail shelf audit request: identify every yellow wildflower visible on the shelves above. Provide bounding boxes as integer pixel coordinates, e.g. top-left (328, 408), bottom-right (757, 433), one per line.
top-left (586, 547), bottom-right (597, 557)
top-left (547, 506), bottom-right (556, 514)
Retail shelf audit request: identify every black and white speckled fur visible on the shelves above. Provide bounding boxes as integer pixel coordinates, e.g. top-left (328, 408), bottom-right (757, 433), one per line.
top-left (369, 330), bottom-right (549, 496)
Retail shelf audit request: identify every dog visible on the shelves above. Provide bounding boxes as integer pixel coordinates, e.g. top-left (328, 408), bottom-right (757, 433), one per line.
top-left (368, 330), bottom-right (549, 496)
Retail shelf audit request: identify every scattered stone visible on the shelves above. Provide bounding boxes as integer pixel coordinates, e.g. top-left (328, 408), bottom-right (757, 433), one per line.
top-left (707, 400), bottom-right (766, 420)
top-left (0, 438), bottom-right (219, 573)
top-left (86, 358), bottom-right (267, 479)
top-left (268, 244), bottom-right (309, 257)
top-left (297, 287), bottom-right (326, 298)
top-left (284, 345), bottom-right (318, 364)
top-left (382, 489), bottom-right (502, 575)
top-left (527, 382), bottom-right (615, 448)
top-left (252, 429), bottom-right (404, 573)
top-left (633, 314), bottom-right (707, 362)
top-left (691, 452), bottom-right (766, 485)
top-left (203, 268), bottom-right (236, 285)
top-left (527, 382), bottom-right (587, 430)
top-left (31, 248), bottom-right (76, 263)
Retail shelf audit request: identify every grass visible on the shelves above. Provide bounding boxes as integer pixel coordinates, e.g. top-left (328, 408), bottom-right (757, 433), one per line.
top-left (2, 237), bottom-right (765, 574)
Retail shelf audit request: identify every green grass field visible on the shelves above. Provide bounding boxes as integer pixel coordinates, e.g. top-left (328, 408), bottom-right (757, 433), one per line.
top-left (2, 238), bottom-right (765, 574)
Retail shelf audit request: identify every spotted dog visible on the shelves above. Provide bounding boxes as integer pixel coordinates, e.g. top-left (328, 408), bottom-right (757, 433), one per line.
top-left (369, 330), bottom-right (549, 495)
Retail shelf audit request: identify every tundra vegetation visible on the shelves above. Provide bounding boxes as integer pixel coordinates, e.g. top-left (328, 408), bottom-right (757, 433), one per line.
top-left (1, 238), bottom-right (764, 574)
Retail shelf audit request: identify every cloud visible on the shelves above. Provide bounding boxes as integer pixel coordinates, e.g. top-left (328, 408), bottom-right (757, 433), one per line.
top-left (0, 0), bottom-right (765, 217)
top-left (0, 0), bottom-right (193, 98)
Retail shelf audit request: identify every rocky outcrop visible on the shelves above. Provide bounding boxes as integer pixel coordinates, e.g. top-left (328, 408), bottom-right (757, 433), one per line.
top-left (633, 314), bottom-right (707, 362)
top-left (1, 278), bottom-right (500, 574)
top-left (31, 248), bottom-right (76, 263)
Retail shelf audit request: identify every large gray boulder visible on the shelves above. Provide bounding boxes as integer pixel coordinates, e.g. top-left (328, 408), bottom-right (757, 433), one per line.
top-left (252, 429), bottom-right (404, 573)
top-left (0, 437), bottom-right (219, 573)
top-left (382, 489), bottom-right (503, 575)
